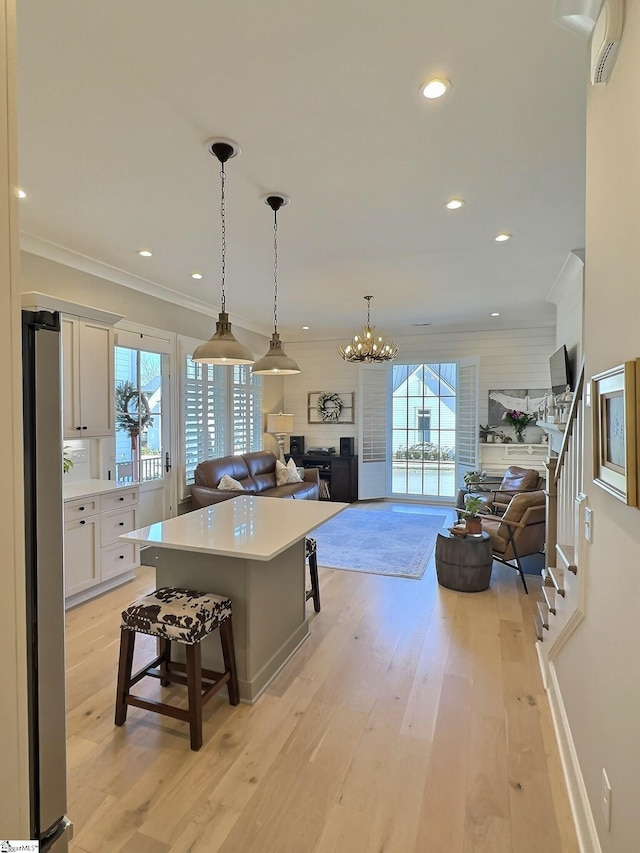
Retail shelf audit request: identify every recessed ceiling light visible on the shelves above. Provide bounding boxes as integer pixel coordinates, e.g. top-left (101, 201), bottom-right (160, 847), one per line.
top-left (491, 312), bottom-right (500, 317)
top-left (445, 198), bottom-right (464, 210)
top-left (495, 233), bottom-right (511, 242)
top-left (421, 78), bottom-right (450, 99)
top-left (16, 188), bottom-right (28, 199)
top-left (191, 272), bottom-right (203, 280)
top-left (302, 325), bottom-right (310, 330)
top-left (137, 249), bottom-right (153, 257)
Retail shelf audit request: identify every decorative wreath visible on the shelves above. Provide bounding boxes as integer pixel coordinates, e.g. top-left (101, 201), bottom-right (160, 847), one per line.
top-left (115, 381), bottom-right (153, 434)
top-left (317, 391), bottom-right (343, 423)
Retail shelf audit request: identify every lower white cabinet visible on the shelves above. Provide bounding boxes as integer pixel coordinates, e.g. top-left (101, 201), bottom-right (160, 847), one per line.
top-left (63, 486), bottom-right (140, 602)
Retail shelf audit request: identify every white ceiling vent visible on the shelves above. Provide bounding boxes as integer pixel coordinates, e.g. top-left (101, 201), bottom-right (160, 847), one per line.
top-left (590, 0), bottom-right (624, 84)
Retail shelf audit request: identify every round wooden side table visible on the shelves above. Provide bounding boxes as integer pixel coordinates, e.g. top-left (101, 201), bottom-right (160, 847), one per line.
top-left (435, 529), bottom-right (493, 592)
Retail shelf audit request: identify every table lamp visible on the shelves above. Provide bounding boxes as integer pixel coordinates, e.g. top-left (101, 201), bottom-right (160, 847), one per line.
top-left (267, 412), bottom-right (294, 462)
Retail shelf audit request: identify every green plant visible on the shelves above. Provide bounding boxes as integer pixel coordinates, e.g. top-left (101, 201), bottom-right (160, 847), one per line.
top-left (63, 446), bottom-right (73, 474)
top-left (463, 469), bottom-right (486, 486)
top-left (478, 424), bottom-right (492, 441)
top-left (463, 495), bottom-right (485, 517)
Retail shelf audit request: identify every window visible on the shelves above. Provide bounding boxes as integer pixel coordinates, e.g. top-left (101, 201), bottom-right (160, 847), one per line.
top-left (416, 408), bottom-right (431, 442)
top-left (391, 363), bottom-right (457, 497)
top-left (180, 339), bottom-right (262, 496)
top-left (114, 347), bottom-right (166, 484)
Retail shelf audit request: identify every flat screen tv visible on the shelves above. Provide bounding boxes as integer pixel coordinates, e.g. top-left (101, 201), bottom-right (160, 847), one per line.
top-left (549, 345), bottom-right (573, 395)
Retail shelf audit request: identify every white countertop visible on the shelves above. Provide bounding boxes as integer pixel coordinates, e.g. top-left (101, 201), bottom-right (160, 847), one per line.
top-left (64, 479), bottom-right (136, 501)
top-left (120, 495), bottom-right (348, 560)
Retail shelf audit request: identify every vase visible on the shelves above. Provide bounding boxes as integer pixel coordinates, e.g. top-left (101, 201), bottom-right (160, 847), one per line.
top-left (515, 427), bottom-right (525, 443)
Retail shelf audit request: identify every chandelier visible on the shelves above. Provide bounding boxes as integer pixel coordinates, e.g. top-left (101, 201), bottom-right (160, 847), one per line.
top-left (337, 296), bottom-right (399, 363)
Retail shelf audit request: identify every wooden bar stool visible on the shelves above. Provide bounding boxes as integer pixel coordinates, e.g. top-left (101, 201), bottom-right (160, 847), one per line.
top-left (305, 537), bottom-right (321, 613)
top-left (114, 586), bottom-right (239, 751)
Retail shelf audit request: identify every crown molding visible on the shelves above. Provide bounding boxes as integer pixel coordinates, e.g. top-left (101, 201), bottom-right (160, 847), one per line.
top-left (19, 233), bottom-right (268, 336)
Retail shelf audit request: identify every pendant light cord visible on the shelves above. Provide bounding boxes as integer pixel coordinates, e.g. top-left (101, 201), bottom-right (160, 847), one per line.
top-left (273, 207), bottom-right (279, 333)
top-left (220, 163), bottom-right (227, 313)
top-left (366, 295), bottom-right (372, 327)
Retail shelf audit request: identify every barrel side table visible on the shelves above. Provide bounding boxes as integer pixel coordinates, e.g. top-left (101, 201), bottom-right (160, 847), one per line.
top-left (435, 529), bottom-right (493, 592)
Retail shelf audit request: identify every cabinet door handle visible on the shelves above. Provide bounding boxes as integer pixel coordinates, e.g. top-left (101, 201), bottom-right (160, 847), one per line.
top-left (119, 496), bottom-right (124, 501)
top-left (79, 520), bottom-right (85, 525)
top-left (79, 506), bottom-right (85, 511)
top-left (118, 522), bottom-right (124, 526)
top-left (118, 555), bottom-right (124, 560)
top-left (82, 425), bottom-right (88, 430)
top-left (76, 426), bottom-right (82, 431)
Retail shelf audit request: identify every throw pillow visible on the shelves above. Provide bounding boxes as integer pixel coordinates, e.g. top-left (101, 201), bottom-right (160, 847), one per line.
top-left (275, 458), bottom-right (304, 485)
top-left (217, 474), bottom-right (245, 491)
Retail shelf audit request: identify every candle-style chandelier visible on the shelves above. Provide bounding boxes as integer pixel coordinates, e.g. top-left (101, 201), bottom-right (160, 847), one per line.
top-left (337, 295), bottom-right (399, 363)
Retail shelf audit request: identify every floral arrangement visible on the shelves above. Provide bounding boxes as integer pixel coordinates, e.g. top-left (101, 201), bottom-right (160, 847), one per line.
top-left (463, 469), bottom-right (486, 486)
top-left (502, 409), bottom-right (536, 442)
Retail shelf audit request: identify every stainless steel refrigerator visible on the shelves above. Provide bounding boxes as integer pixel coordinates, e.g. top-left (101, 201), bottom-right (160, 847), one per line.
top-left (22, 309), bottom-right (72, 850)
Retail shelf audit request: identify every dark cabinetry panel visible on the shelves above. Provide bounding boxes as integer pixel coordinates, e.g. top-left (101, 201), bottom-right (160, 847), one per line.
top-left (291, 454), bottom-right (358, 503)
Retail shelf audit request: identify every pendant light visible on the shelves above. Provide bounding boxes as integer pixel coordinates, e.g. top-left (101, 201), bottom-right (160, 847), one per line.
top-left (192, 138), bottom-right (254, 365)
top-left (251, 194), bottom-right (301, 375)
top-left (338, 295), bottom-right (399, 363)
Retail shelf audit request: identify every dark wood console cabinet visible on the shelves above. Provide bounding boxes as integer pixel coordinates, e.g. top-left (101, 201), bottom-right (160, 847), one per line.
top-left (290, 454), bottom-right (358, 503)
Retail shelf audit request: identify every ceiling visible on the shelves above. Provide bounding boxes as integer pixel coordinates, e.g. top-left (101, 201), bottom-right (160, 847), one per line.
top-left (15, 1), bottom-right (587, 342)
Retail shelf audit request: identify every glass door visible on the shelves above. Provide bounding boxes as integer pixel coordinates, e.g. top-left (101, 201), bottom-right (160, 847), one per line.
top-left (115, 345), bottom-right (172, 524)
top-left (391, 363), bottom-right (457, 499)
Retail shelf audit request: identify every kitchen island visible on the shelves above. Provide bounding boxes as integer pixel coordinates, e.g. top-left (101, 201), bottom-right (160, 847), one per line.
top-left (120, 495), bottom-right (347, 702)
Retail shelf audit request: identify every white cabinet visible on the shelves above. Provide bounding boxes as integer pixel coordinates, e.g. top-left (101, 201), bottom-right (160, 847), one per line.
top-left (62, 316), bottom-right (114, 438)
top-left (63, 485), bottom-right (140, 603)
top-left (64, 513), bottom-right (100, 596)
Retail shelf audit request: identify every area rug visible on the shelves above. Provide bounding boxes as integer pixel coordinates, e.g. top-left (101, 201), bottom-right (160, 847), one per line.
top-left (309, 508), bottom-right (446, 580)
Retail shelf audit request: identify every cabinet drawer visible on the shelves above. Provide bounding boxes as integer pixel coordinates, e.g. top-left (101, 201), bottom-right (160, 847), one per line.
top-left (101, 542), bottom-right (138, 580)
top-left (64, 496), bottom-right (100, 522)
top-left (101, 508), bottom-right (137, 547)
top-left (101, 488), bottom-right (139, 512)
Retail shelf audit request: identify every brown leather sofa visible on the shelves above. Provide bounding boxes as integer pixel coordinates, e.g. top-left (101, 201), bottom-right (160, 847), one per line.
top-left (190, 450), bottom-right (320, 508)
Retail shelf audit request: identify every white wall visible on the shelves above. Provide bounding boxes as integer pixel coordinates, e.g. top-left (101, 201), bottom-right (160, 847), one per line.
top-left (284, 324), bottom-right (556, 454)
top-left (548, 249), bottom-right (584, 371)
top-left (550, 7), bottom-right (640, 852)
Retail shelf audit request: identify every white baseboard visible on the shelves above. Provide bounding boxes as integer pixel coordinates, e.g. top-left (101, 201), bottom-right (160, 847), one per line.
top-left (544, 659), bottom-right (602, 853)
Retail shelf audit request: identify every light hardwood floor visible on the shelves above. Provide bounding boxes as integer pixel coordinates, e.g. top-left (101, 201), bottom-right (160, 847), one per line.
top-left (65, 503), bottom-right (578, 853)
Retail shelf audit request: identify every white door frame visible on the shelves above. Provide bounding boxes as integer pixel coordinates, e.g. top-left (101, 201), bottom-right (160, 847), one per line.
top-left (112, 322), bottom-right (178, 524)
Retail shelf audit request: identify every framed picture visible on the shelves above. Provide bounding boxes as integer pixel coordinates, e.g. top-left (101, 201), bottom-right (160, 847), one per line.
top-left (591, 361), bottom-right (637, 506)
top-left (488, 388), bottom-right (548, 426)
top-left (308, 391), bottom-right (354, 424)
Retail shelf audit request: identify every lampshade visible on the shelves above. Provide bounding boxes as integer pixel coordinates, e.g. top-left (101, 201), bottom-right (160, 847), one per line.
top-left (252, 195), bottom-right (300, 375)
top-left (192, 138), bottom-right (254, 366)
top-left (267, 413), bottom-right (294, 435)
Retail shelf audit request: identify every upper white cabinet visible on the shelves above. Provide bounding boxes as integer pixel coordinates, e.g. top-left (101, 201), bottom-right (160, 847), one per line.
top-left (62, 316), bottom-right (114, 438)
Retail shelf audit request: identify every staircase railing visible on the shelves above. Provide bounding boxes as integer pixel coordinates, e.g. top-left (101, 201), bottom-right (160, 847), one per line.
top-left (535, 361), bottom-right (585, 647)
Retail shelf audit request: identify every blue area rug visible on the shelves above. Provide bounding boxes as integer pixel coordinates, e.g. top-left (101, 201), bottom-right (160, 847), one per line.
top-left (310, 508), bottom-right (446, 580)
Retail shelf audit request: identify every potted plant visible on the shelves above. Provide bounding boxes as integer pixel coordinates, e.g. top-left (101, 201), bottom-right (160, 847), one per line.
top-left (502, 409), bottom-right (536, 443)
top-left (463, 469), bottom-right (486, 488)
top-left (479, 424), bottom-right (492, 443)
top-left (463, 495), bottom-right (485, 535)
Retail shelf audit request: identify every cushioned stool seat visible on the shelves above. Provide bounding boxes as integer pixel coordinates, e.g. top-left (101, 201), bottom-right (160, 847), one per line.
top-left (115, 587), bottom-right (239, 750)
top-left (305, 537), bottom-right (321, 613)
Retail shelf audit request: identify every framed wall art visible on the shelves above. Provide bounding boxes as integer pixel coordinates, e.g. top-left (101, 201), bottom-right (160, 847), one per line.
top-left (308, 391), bottom-right (354, 424)
top-left (591, 361), bottom-right (637, 506)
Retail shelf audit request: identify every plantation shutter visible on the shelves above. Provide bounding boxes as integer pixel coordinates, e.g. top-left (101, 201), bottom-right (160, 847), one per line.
top-left (455, 357), bottom-right (479, 489)
top-left (184, 357), bottom-right (226, 484)
top-left (358, 364), bottom-right (389, 498)
top-left (232, 366), bottom-right (262, 454)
